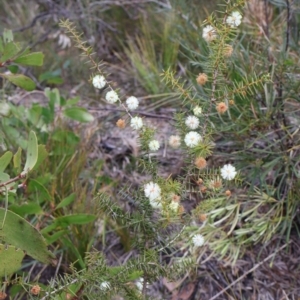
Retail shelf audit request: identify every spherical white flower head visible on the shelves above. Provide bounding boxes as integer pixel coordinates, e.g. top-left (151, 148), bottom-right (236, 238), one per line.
top-left (220, 164), bottom-right (237, 180)
top-left (169, 201), bottom-right (179, 212)
top-left (202, 25), bottom-right (217, 42)
top-left (144, 181), bottom-right (161, 201)
top-left (169, 135), bottom-right (181, 149)
top-left (130, 116), bottom-right (143, 130)
top-left (226, 11), bottom-right (242, 28)
top-left (100, 281), bottom-right (110, 291)
top-left (149, 140), bottom-right (160, 151)
top-left (185, 116), bottom-right (200, 130)
top-left (126, 96), bottom-right (139, 110)
top-left (92, 75), bottom-right (106, 89)
top-left (192, 234), bottom-right (205, 247)
top-left (184, 131), bottom-right (202, 148)
top-left (105, 90), bottom-right (119, 104)
top-left (193, 106), bottom-right (202, 116)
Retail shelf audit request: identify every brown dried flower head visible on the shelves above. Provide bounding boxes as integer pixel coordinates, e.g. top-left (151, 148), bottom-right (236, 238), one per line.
top-left (116, 119), bottom-right (126, 129)
top-left (170, 193), bottom-right (181, 202)
top-left (210, 178), bottom-right (222, 189)
top-left (225, 190), bottom-right (232, 197)
top-left (200, 186), bottom-right (207, 193)
top-left (196, 178), bottom-right (203, 185)
top-left (196, 73), bottom-right (208, 86)
top-left (224, 44), bottom-right (234, 57)
top-left (199, 213), bottom-right (207, 222)
top-left (30, 285), bottom-right (41, 296)
top-left (0, 292), bottom-right (7, 300)
top-left (195, 157), bottom-right (207, 169)
top-left (216, 102), bottom-right (228, 114)
top-left (229, 99), bottom-right (235, 105)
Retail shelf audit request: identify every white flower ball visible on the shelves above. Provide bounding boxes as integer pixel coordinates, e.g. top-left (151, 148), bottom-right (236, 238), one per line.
top-left (126, 96), bottom-right (139, 110)
top-left (144, 181), bottom-right (161, 201)
top-left (226, 11), bottom-right (242, 28)
top-left (220, 164), bottom-right (237, 180)
top-left (184, 131), bottom-right (202, 148)
top-left (193, 106), bottom-right (202, 116)
top-left (149, 140), bottom-right (160, 151)
top-left (130, 116), bottom-right (143, 130)
top-left (105, 90), bottom-right (119, 104)
top-left (192, 234), bottom-right (205, 247)
top-left (185, 116), bottom-right (200, 130)
top-left (92, 75), bottom-right (106, 89)
top-left (202, 25), bottom-right (217, 42)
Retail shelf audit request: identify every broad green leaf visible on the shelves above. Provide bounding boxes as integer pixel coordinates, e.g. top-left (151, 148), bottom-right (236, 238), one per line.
top-left (7, 65), bottom-right (18, 73)
top-left (9, 203), bottom-right (43, 217)
top-left (44, 88), bottom-right (61, 106)
top-left (0, 243), bottom-right (25, 277)
top-left (28, 179), bottom-right (51, 202)
top-left (13, 147), bottom-right (22, 170)
top-left (39, 70), bottom-right (61, 82)
top-left (1, 73), bottom-right (36, 91)
top-left (1, 125), bottom-right (27, 149)
top-left (0, 172), bottom-right (14, 193)
top-left (63, 107), bottom-right (94, 123)
top-left (0, 208), bottom-right (55, 264)
top-left (14, 52), bottom-right (44, 66)
top-left (32, 145), bottom-right (48, 171)
top-left (0, 172), bottom-right (9, 183)
top-left (0, 151), bottom-right (13, 172)
top-left (45, 76), bottom-right (64, 85)
top-left (22, 131), bottom-right (38, 175)
top-left (55, 193), bottom-right (76, 210)
top-left (66, 97), bottom-right (80, 106)
top-left (44, 230), bottom-right (66, 245)
top-left (0, 41), bottom-right (20, 62)
top-left (41, 223), bottom-right (57, 235)
top-left (27, 104), bottom-right (42, 126)
top-left (54, 214), bottom-right (97, 227)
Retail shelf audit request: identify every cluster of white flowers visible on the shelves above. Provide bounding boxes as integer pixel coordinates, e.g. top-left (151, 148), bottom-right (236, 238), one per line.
top-left (193, 106), bottom-right (202, 116)
top-left (169, 135), bottom-right (181, 149)
top-left (100, 281), bottom-right (111, 291)
top-left (149, 140), bottom-right (160, 151)
top-left (105, 90), bottom-right (119, 104)
top-left (202, 11), bottom-right (242, 43)
top-left (184, 131), bottom-right (202, 148)
top-left (226, 11), bottom-right (242, 28)
top-left (192, 234), bottom-right (205, 247)
top-left (185, 116), bottom-right (200, 130)
top-left (220, 164), bottom-right (237, 180)
top-left (130, 116), bottom-right (143, 130)
top-left (92, 75), bottom-right (106, 89)
top-left (92, 75), bottom-right (140, 114)
top-left (202, 25), bottom-right (217, 42)
top-left (144, 182), bottom-right (162, 209)
top-left (126, 96), bottom-right (139, 110)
